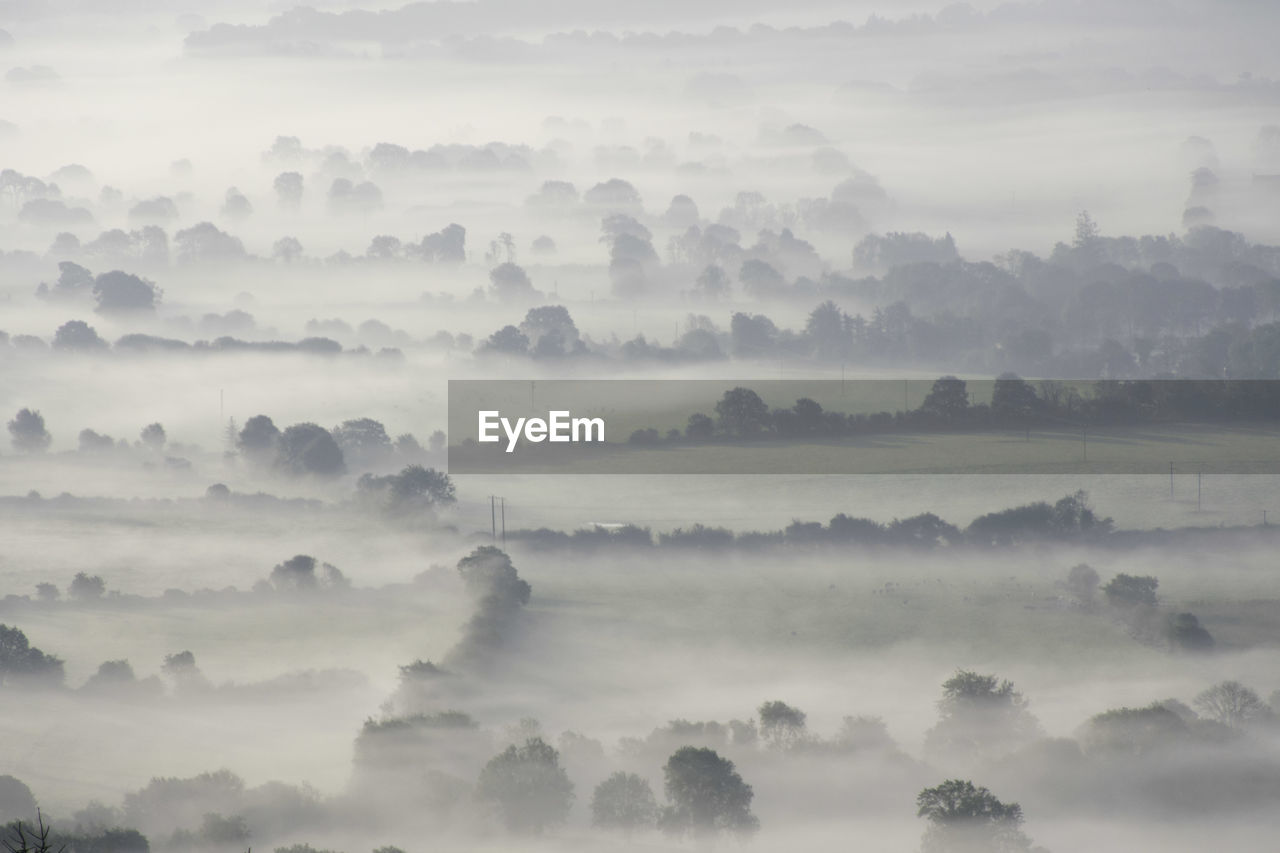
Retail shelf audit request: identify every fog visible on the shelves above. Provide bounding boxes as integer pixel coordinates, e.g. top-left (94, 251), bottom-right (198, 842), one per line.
top-left (3, 1), bottom-right (1280, 852)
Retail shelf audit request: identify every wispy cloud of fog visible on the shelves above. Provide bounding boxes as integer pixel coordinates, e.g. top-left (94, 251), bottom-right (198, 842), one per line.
top-left (2, 0), bottom-right (1280, 850)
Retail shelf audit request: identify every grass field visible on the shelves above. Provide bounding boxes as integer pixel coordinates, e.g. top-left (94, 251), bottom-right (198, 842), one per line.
top-left (451, 422), bottom-right (1280, 475)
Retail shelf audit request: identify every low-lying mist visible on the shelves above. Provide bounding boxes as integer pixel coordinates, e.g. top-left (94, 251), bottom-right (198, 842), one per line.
top-left (4, 0), bottom-right (1280, 850)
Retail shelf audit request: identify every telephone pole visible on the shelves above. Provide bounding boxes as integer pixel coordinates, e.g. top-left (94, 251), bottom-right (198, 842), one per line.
top-left (490, 495), bottom-right (507, 546)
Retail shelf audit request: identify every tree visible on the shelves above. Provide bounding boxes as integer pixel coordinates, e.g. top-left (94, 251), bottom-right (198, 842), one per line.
top-left (328, 178), bottom-right (383, 214)
top-left (924, 671), bottom-right (1041, 761)
top-left (273, 172), bottom-right (303, 209)
top-left (481, 325), bottom-right (529, 356)
top-left (0, 775), bottom-right (38, 824)
top-left (196, 813), bottom-right (249, 846)
top-left (270, 554), bottom-right (319, 591)
top-left (991, 373), bottom-right (1039, 422)
top-left (0, 622), bottom-right (64, 686)
top-left (1079, 704), bottom-right (1188, 756)
top-left (805, 300), bottom-right (850, 360)
top-left (50, 261), bottom-right (93, 296)
top-left (584, 178), bottom-right (641, 209)
top-left (69, 571), bottom-right (106, 600)
top-left (695, 265), bottom-right (730, 300)
top-left (331, 418), bottom-right (391, 463)
top-left (444, 547), bottom-right (533, 668)
top-left (275, 423), bottom-right (345, 477)
top-left (8, 409), bottom-right (51, 453)
top-left (174, 222), bottom-right (247, 264)
top-left (887, 512), bottom-right (960, 547)
top-left (591, 772), bottom-right (658, 835)
top-left (139, 423), bottom-right (166, 451)
top-left (52, 319), bottom-right (107, 351)
top-left (729, 312), bottom-right (777, 357)
top-left (81, 659), bottom-right (138, 692)
top-left (237, 414), bottom-right (280, 463)
top-left (714, 387), bottom-right (771, 437)
top-left (1073, 210), bottom-right (1102, 266)
top-left (854, 231), bottom-right (958, 269)
top-left (920, 376), bottom-right (969, 421)
top-left (738, 259), bottom-right (785, 297)
top-left (1065, 563), bottom-right (1100, 606)
top-left (1167, 612), bottom-right (1214, 651)
top-left (357, 465), bottom-right (456, 515)
top-left (1049, 490), bottom-right (1110, 536)
top-left (485, 232), bottom-right (516, 265)
top-left (758, 700), bottom-right (807, 748)
top-left (221, 187), bottom-right (252, 220)
top-left (1073, 210), bottom-right (1100, 248)
top-left (418, 223), bottom-right (466, 263)
top-left (367, 235), bottom-right (402, 261)
top-left (520, 305), bottom-right (581, 357)
top-left (1102, 573), bottom-right (1158, 607)
top-left (161, 651), bottom-right (208, 692)
top-left (92, 271), bottom-right (160, 314)
top-left (527, 180), bottom-right (578, 207)
top-left (0, 625), bottom-right (64, 687)
top-left (1194, 681), bottom-right (1268, 728)
top-left (273, 236), bottom-right (303, 263)
top-left (916, 779), bottom-right (1034, 853)
top-left (457, 546), bottom-right (530, 605)
top-left (127, 197), bottom-right (179, 226)
top-left (834, 715), bottom-right (896, 751)
top-left (475, 737), bottom-right (574, 834)
top-left (659, 746), bottom-right (757, 838)
top-left (267, 555), bottom-right (347, 593)
top-left (791, 398), bottom-right (826, 434)
top-left (488, 263), bottom-right (536, 301)
top-left (685, 413), bottom-right (714, 440)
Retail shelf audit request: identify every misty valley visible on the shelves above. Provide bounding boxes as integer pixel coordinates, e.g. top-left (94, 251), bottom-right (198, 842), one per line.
top-left (2, 1), bottom-right (1280, 852)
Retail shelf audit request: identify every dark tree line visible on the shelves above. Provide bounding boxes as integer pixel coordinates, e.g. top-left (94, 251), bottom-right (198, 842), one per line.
top-left (625, 377), bottom-right (1280, 451)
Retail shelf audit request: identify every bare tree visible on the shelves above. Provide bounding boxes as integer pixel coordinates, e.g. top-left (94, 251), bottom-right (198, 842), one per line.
top-left (1194, 681), bottom-right (1268, 728)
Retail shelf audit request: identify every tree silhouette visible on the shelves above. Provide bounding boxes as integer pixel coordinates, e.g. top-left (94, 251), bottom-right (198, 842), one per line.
top-left (916, 779), bottom-right (1034, 853)
top-left (476, 737), bottom-right (573, 834)
top-left (591, 772), bottom-right (657, 835)
top-left (659, 746), bottom-right (758, 838)
top-left (7, 409), bottom-right (51, 453)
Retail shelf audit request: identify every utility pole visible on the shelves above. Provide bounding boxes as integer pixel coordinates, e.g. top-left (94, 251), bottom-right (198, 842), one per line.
top-left (500, 497), bottom-right (506, 547)
top-left (490, 495), bottom-right (497, 541)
